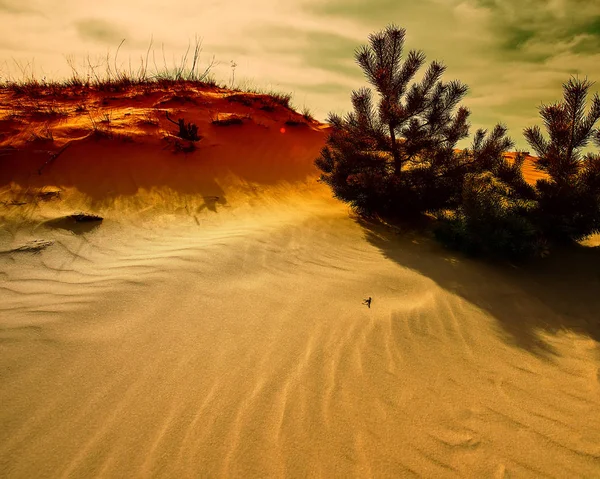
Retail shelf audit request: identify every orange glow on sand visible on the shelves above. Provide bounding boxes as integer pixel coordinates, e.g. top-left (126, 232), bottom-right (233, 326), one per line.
top-left (280, 127), bottom-right (286, 134)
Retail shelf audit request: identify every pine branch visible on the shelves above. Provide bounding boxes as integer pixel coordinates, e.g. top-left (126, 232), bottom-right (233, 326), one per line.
top-left (523, 125), bottom-right (549, 159)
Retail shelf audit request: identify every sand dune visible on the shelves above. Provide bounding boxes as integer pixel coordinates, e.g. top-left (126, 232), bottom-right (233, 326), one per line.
top-left (1, 85), bottom-right (599, 478)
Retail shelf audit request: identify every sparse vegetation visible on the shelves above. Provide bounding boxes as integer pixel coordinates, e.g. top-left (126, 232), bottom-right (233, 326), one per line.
top-left (34, 101), bottom-right (68, 118)
top-left (0, 38), bottom-right (306, 133)
top-left (88, 112), bottom-right (113, 139)
top-left (301, 106), bottom-right (314, 121)
top-left (266, 91), bottom-right (292, 109)
top-left (242, 88), bottom-right (292, 110)
top-left (0, 37), bottom-right (217, 96)
top-left (5, 99), bottom-right (68, 119)
top-left (259, 102), bottom-right (276, 112)
top-left (168, 91), bottom-right (197, 104)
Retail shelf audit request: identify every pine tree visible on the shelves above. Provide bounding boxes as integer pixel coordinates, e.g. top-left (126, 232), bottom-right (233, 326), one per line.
top-left (316, 24), bottom-right (471, 218)
top-left (524, 77), bottom-right (600, 242)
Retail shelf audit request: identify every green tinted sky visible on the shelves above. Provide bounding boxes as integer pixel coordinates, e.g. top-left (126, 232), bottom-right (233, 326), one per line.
top-left (1, 0), bottom-right (599, 148)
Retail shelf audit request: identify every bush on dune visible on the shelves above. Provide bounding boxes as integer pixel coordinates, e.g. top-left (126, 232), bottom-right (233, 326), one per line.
top-left (434, 171), bottom-right (544, 260)
top-left (434, 127), bottom-right (543, 260)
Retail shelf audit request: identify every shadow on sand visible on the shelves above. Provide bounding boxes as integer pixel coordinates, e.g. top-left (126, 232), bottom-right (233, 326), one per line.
top-left (198, 195), bottom-right (227, 213)
top-left (358, 217), bottom-right (600, 357)
top-left (43, 215), bottom-right (103, 235)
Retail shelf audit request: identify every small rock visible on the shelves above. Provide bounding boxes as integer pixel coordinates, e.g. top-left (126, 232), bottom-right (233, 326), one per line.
top-left (69, 213), bottom-right (103, 223)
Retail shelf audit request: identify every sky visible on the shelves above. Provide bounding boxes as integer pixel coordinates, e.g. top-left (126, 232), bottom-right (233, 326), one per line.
top-left (1, 0), bottom-right (599, 149)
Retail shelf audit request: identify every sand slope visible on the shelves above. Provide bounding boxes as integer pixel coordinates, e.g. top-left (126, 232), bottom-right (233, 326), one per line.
top-left (1, 85), bottom-right (599, 478)
top-left (2, 189), bottom-right (600, 478)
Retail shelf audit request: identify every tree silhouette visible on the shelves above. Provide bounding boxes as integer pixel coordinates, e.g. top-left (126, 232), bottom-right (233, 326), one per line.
top-left (317, 25), bottom-right (600, 259)
top-left (524, 77), bottom-right (600, 242)
top-left (316, 24), bottom-right (471, 218)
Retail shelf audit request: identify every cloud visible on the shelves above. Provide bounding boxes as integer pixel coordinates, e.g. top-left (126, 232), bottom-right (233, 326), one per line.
top-left (468, 0), bottom-right (600, 61)
top-left (308, 0), bottom-right (596, 149)
top-left (0, 0), bottom-right (599, 149)
top-left (248, 25), bottom-right (364, 79)
top-left (74, 18), bottom-right (128, 45)
top-left (0, 0), bottom-right (38, 15)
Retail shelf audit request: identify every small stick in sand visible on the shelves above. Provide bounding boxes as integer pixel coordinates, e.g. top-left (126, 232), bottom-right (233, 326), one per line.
top-left (362, 297), bottom-right (372, 308)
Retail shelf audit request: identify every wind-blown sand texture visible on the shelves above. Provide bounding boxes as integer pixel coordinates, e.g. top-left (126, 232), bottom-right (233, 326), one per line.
top-left (1, 84), bottom-right (599, 478)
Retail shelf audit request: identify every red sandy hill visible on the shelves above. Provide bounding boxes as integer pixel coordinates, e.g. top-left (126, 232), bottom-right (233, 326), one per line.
top-left (0, 82), bottom-right (542, 203)
top-left (0, 83), bottom-right (329, 203)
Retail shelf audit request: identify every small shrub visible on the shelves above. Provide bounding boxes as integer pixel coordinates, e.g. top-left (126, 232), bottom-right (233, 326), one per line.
top-left (203, 75), bottom-right (218, 87)
top-left (91, 127), bottom-right (113, 140)
top-left (87, 111), bottom-right (112, 139)
top-left (435, 172), bottom-right (544, 260)
top-left (30, 101), bottom-right (68, 118)
top-left (165, 111), bottom-right (201, 141)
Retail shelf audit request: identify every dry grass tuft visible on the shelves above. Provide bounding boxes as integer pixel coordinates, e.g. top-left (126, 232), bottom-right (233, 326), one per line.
top-left (28, 124), bottom-right (54, 143)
